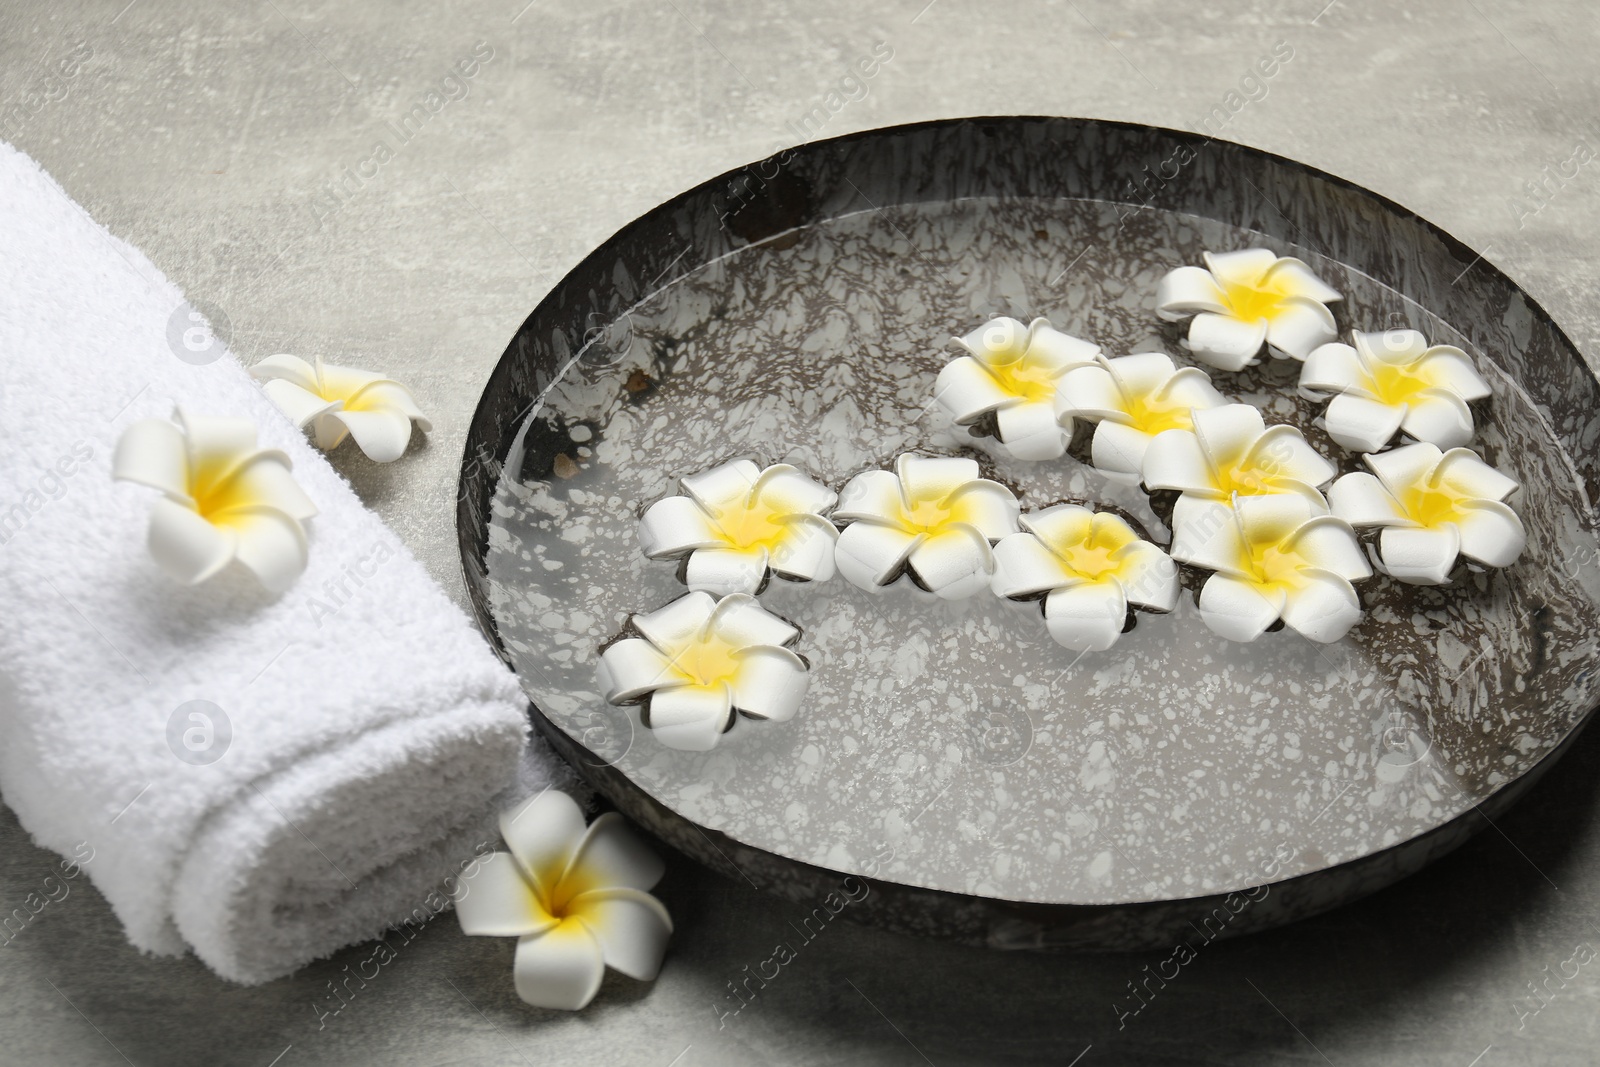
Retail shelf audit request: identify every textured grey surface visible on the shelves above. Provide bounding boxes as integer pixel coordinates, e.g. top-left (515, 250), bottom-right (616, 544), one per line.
top-left (3, 0), bottom-right (1600, 1064)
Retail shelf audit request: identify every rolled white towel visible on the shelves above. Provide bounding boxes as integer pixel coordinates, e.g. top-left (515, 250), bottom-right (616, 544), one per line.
top-left (0, 140), bottom-right (551, 984)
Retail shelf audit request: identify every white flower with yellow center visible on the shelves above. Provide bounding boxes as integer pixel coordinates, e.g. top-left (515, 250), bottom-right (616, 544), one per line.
top-left (1155, 249), bottom-right (1342, 370)
top-left (933, 316), bottom-right (1101, 460)
top-left (1143, 403), bottom-right (1336, 503)
top-left (1056, 351), bottom-right (1226, 479)
top-left (638, 460), bottom-right (837, 596)
top-left (991, 505), bottom-right (1179, 652)
top-left (1300, 330), bottom-right (1492, 452)
top-left (112, 407), bottom-right (317, 592)
top-left (1327, 442), bottom-right (1525, 585)
top-left (250, 353), bottom-right (432, 463)
top-left (1171, 489), bottom-right (1371, 643)
top-left (453, 790), bottom-right (671, 1011)
top-left (832, 453), bottom-right (1021, 599)
top-left (597, 591), bottom-right (810, 752)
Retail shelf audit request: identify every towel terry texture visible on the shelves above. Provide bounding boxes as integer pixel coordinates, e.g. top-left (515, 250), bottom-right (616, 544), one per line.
top-left (0, 140), bottom-right (558, 984)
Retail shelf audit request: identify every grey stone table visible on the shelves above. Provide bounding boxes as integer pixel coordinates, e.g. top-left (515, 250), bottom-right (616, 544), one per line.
top-left (3, 0), bottom-right (1599, 1063)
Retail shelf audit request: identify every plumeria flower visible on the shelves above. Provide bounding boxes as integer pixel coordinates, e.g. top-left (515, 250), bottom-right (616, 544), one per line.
top-left (637, 460), bottom-right (837, 596)
top-left (832, 453), bottom-right (1021, 599)
top-left (453, 790), bottom-right (671, 1011)
top-left (992, 505), bottom-right (1179, 652)
top-left (1143, 403), bottom-right (1336, 503)
top-left (251, 353), bottom-right (431, 463)
top-left (933, 316), bottom-right (1101, 460)
top-left (113, 407), bottom-right (317, 592)
top-left (1155, 249), bottom-right (1342, 370)
top-left (597, 591), bottom-right (810, 752)
top-left (1056, 351), bottom-right (1226, 480)
top-left (1327, 442), bottom-right (1525, 585)
top-left (1300, 330), bottom-right (1492, 452)
top-left (1171, 489), bottom-right (1371, 643)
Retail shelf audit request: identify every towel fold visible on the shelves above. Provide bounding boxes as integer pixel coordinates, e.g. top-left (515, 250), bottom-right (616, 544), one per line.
top-left (0, 141), bottom-right (552, 984)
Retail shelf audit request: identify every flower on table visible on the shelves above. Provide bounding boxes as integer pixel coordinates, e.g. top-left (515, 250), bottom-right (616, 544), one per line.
top-left (637, 459), bottom-right (837, 596)
top-left (933, 316), bottom-right (1101, 460)
top-left (597, 591), bottom-right (810, 752)
top-left (1300, 330), bottom-right (1491, 452)
top-left (453, 790), bottom-right (671, 1011)
top-left (991, 505), bottom-right (1179, 652)
top-left (1170, 489), bottom-right (1371, 643)
top-left (832, 453), bottom-right (1021, 599)
top-left (251, 354), bottom-right (431, 463)
top-left (112, 407), bottom-right (316, 592)
top-left (1327, 442), bottom-right (1524, 585)
top-left (1056, 351), bottom-right (1225, 480)
top-left (1142, 403), bottom-right (1336, 503)
top-left (1155, 249), bottom-right (1342, 370)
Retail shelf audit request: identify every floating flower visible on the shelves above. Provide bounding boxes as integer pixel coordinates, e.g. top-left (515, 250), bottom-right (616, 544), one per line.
top-left (992, 505), bottom-right (1179, 651)
top-left (1327, 442), bottom-right (1524, 585)
top-left (1143, 403), bottom-right (1336, 503)
top-left (1170, 489), bottom-right (1371, 643)
top-left (1300, 330), bottom-right (1491, 452)
top-left (933, 316), bottom-right (1101, 460)
top-left (453, 790), bottom-right (671, 1011)
top-left (112, 407), bottom-right (317, 592)
top-left (1155, 249), bottom-right (1342, 370)
top-left (637, 460), bottom-right (837, 596)
top-left (597, 591), bottom-right (810, 752)
top-left (251, 354), bottom-right (431, 463)
top-left (832, 453), bottom-right (1021, 599)
top-left (1056, 351), bottom-right (1226, 479)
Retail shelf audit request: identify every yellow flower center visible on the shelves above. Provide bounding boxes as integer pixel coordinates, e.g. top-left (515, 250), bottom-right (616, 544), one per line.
top-left (1236, 538), bottom-right (1311, 592)
top-left (1363, 360), bottom-right (1435, 407)
top-left (983, 354), bottom-right (1057, 404)
top-left (664, 635), bottom-right (742, 689)
top-left (708, 497), bottom-right (790, 552)
top-left (1123, 391), bottom-right (1196, 436)
top-left (1401, 483), bottom-right (1466, 528)
top-left (1219, 274), bottom-right (1298, 324)
top-left (1038, 512), bottom-right (1142, 581)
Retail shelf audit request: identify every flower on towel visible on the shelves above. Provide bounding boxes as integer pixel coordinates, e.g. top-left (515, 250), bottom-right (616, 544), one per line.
top-left (250, 353), bottom-right (431, 463)
top-left (1327, 442), bottom-right (1525, 585)
top-left (1300, 330), bottom-right (1492, 452)
top-left (991, 505), bottom-right (1179, 652)
top-left (1142, 403), bottom-right (1336, 504)
top-left (1055, 351), bottom-right (1226, 480)
top-left (113, 407), bottom-right (316, 592)
top-left (933, 316), bottom-right (1101, 460)
top-left (833, 453), bottom-right (1021, 599)
top-left (597, 592), bottom-right (810, 752)
top-left (1155, 249), bottom-right (1342, 370)
top-left (453, 790), bottom-right (672, 1011)
top-left (637, 459), bottom-right (838, 596)
top-left (1169, 489), bottom-right (1371, 643)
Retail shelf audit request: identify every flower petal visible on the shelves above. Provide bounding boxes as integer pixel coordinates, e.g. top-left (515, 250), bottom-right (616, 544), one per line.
top-left (996, 399), bottom-right (1070, 460)
top-left (633, 591), bottom-right (718, 651)
top-left (1455, 500), bottom-right (1526, 568)
top-left (1378, 525), bottom-right (1461, 585)
top-left (1023, 319), bottom-right (1101, 374)
top-left (708, 592), bottom-right (799, 648)
top-left (248, 353), bottom-right (322, 393)
top-left (1186, 312), bottom-right (1267, 371)
top-left (681, 460), bottom-right (760, 511)
top-left (326, 407), bottom-right (415, 463)
top-left (943, 480), bottom-right (1021, 540)
top-left (598, 637), bottom-right (679, 702)
top-left (907, 525), bottom-right (994, 600)
top-left (1366, 442), bottom-right (1444, 493)
top-left (454, 851), bottom-right (557, 937)
top-left (1264, 296), bottom-right (1338, 361)
top-left (1327, 473), bottom-right (1409, 528)
top-left (1107, 351), bottom-right (1181, 397)
top-left (1021, 503), bottom-right (1095, 549)
top-left (729, 645), bottom-right (810, 722)
top-left (1300, 342), bottom-right (1366, 397)
top-left (1354, 329), bottom-right (1429, 365)
top-left (569, 887), bottom-right (673, 981)
top-left (566, 813), bottom-right (667, 894)
top-left (1203, 249), bottom-right (1278, 287)
top-left (1400, 389), bottom-right (1476, 448)
top-left (500, 790), bottom-right (587, 896)
top-left (835, 522), bottom-right (920, 590)
top-left (638, 496), bottom-right (722, 558)
top-left (1197, 574), bottom-right (1286, 642)
top-left (1434, 448), bottom-right (1519, 502)
top-left (684, 546), bottom-right (769, 596)
top-left (309, 412), bottom-right (350, 451)
top-left (259, 378), bottom-right (341, 430)
top-left (1043, 581), bottom-right (1127, 651)
top-left (513, 922), bottom-right (606, 1011)
top-left (767, 514), bottom-right (839, 582)
top-left (173, 407), bottom-right (260, 490)
top-left (1057, 364), bottom-right (1126, 421)
top-left (833, 469), bottom-right (906, 524)
top-left (991, 531), bottom-right (1077, 598)
top-left (1280, 569), bottom-right (1362, 643)
top-left (1234, 491), bottom-right (1325, 544)
top-left (1158, 366), bottom-right (1226, 411)
top-left (1416, 347), bottom-right (1491, 402)
top-left (953, 316), bottom-right (1029, 364)
top-left (1282, 516), bottom-right (1371, 582)
top-left (1112, 541), bottom-right (1181, 611)
top-left (1242, 425), bottom-right (1336, 490)
top-left (112, 417), bottom-right (190, 500)
top-left (934, 355), bottom-right (1018, 424)
top-left (751, 465), bottom-right (835, 515)
top-left (1324, 393), bottom-right (1406, 453)
top-left (1155, 265), bottom-right (1228, 320)
top-left (646, 685), bottom-right (733, 751)
top-left (1262, 258), bottom-right (1342, 304)
top-left (147, 496), bottom-right (236, 585)
top-left (211, 451), bottom-right (317, 522)
top-left (222, 506), bottom-right (310, 593)
top-left (1141, 428), bottom-right (1212, 493)
top-left (897, 453), bottom-right (982, 503)
top-left (1170, 496), bottom-right (1247, 574)
top-left (1192, 404), bottom-right (1267, 469)
top-left (1091, 421), bottom-right (1157, 480)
